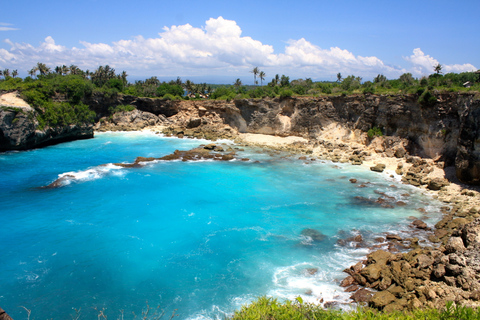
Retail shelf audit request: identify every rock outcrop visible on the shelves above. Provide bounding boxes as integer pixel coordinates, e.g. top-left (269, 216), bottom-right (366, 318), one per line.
top-left (0, 93), bottom-right (93, 151)
top-left (112, 93), bottom-right (478, 184)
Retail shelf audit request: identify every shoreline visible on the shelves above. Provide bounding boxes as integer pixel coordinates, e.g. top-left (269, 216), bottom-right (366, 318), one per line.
top-left (130, 126), bottom-right (480, 310)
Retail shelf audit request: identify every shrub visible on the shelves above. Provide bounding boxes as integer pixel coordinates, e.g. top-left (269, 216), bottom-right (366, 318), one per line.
top-left (108, 105), bottom-right (136, 115)
top-left (279, 89), bottom-right (293, 99)
top-left (162, 93), bottom-right (175, 100)
top-left (368, 126), bottom-right (383, 138)
top-left (418, 90), bottom-right (437, 107)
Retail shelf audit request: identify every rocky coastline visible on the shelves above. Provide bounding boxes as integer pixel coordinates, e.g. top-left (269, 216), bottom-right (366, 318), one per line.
top-left (4, 91), bottom-right (480, 311)
top-left (94, 96), bottom-right (480, 311)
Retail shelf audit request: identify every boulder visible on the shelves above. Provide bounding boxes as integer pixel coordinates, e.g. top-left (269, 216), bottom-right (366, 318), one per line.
top-left (427, 178), bottom-right (450, 190)
top-left (369, 291), bottom-right (396, 309)
top-left (445, 237), bottom-right (466, 254)
top-left (370, 164), bottom-right (386, 172)
top-left (350, 288), bottom-right (373, 303)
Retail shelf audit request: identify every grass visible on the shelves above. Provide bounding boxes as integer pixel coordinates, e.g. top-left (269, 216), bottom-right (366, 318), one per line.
top-left (230, 297), bottom-right (480, 320)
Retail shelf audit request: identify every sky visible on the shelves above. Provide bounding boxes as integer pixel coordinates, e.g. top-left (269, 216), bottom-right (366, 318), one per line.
top-left (0, 0), bottom-right (479, 84)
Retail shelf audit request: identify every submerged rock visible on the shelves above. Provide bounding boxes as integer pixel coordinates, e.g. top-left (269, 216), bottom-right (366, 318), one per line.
top-left (300, 228), bottom-right (326, 242)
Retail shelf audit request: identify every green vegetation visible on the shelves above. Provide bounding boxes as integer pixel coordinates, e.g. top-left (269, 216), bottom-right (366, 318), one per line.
top-left (1, 62), bottom-right (479, 130)
top-left (230, 297), bottom-right (480, 320)
top-left (367, 126), bottom-right (383, 138)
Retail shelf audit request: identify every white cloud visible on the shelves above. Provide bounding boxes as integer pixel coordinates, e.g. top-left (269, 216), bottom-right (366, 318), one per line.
top-left (0, 22), bottom-right (19, 31)
top-left (0, 17), bottom-right (476, 80)
top-left (404, 48), bottom-right (476, 76)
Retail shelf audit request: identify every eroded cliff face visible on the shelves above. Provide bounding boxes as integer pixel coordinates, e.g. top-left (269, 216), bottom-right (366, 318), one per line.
top-left (0, 93), bottom-right (93, 152)
top-left (126, 93), bottom-right (478, 184)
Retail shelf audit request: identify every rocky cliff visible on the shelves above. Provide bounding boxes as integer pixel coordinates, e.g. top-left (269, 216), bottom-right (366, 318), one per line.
top-left (103, 93), bottom-right (479, 184)
top-left (0, 92), bottom-right (93, 152)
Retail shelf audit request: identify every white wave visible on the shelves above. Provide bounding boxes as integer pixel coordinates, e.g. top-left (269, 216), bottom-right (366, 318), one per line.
top-left (52, 163), bottom-right (126, 186)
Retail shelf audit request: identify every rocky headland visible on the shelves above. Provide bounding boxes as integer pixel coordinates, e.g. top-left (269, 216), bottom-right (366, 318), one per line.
top-left (0, 92), bottom-right (93, 151)
top-left (3, 90), bottom-right (480, 311)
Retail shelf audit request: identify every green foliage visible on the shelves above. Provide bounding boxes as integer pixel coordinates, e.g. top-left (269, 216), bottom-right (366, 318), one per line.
top-left (37, 102), bottom-right (95, 128)
top-left (231, 297), bottom-right (480, 320)
top-left (279, 89), bottom-right (293, 99)
top-left (367, 126), bottom-right (383, 138)
top-left (162, 93), bottom-right (175, 100)
top-left (418, 89), bottom-right (437, 106)
top-left (108, 104), bottom-right (136, 115)
top-left (156, 83), bottom-right (184, 97)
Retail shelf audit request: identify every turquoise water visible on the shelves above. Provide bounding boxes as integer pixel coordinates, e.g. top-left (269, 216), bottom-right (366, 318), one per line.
top-left (0, 132), bottom-right (441, 319)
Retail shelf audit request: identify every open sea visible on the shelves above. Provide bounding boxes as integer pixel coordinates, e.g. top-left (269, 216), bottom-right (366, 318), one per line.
top-left (0, 132), bottom-right (442, 319)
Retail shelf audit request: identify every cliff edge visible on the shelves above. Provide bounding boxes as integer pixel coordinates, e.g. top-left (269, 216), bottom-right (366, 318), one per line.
top-left (0, 92), bottom-right (93, 151)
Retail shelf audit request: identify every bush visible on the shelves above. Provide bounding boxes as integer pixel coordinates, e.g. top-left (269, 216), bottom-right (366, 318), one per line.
top-left (368, 126), bottom-right (383, 138)
top-left (108, 105), bottom-right (136, 115)
top-left (418, 90), bottom-right (437, 107)
top-left (279, 89), bottom-right (293, 99)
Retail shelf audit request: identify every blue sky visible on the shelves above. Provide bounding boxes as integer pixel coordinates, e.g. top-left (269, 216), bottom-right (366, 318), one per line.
top-left (0, 0), bottom-right (478, 84)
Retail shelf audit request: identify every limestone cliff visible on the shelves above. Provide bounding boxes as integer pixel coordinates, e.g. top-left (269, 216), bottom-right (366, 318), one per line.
top-left (111, 93), bottom-right (478, 184)
top-left (0, 92), bottom-right (93, 151)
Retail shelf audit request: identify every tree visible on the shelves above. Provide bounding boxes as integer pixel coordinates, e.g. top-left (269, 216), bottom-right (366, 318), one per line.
top-left (434, 63), bottom-right (443, 74)
top-left (234, 78), bottom-right (242, 89)
top-left (2, 69), bottom-right (10, 78)
top-left (120, 71), bottom-right (128, 87)
top-left (35, 62), bottom-right (51, 76)
top-left (337, 73), bottom-right (342, 82)
top-left (374, 74), bottom-right (387, 84)
top-left (399, 73), bottom-right (415, 86)
top-left (12, 70), bottom-right (18, 78)
top-left (28, 68), bottom-right (36, 78)
top-left (251, 66), bottom-right (260, 86)
top-left (259, 71), bottom-right (266, 86)
top-left (280, 75), bottom-right (290, 87)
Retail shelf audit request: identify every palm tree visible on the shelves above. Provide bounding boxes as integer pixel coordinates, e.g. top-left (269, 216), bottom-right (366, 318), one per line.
top-left (234, 78), bottom-right (242, 89)
top-left (259, 71), bottom-right (266, 86)
top-left (121, 71), bottom-right (128, 87)
top-left (12, 70), bottom-right (18, 78)
top-left (251, 67), bottom-right (260, 86)
top-left (36, 62), bottom-right (50, 76)
top-left (337, 73), bottom-right (342, 82)
top-left (3, 69), bottom-right (10, 78)
top-left (28, 68), bottom-right (36, 78)
top-left (434, 63), bottom-right (443, 74)
top-left (0, 70), bottom-right (3, 79)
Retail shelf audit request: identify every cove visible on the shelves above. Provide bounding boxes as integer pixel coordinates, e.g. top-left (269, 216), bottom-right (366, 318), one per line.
top-left (0, 132), bottom-right (442, 319)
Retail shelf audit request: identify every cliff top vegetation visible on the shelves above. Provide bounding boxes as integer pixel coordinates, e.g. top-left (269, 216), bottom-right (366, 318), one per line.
top-left (1, 63), bottom-right (479, 128)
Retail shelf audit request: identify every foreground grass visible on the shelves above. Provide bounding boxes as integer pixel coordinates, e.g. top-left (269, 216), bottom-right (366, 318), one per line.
top-left (230, 297), bottom-right (480, 320)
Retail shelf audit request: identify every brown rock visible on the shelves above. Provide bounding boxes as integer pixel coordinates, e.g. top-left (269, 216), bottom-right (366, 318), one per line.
top-left (340, 276), bottom-right (355, 287)
top-left (427, 178), bottom-right (450, 191)
top-left (411, 219), bottom-right (428, 230)
top-left (361, 264), bottom-right (384, 282)
top-left (345, 285), bottom-right (359, 292)
top-left (350, 288), bottom-right (373, 303)
top-left (445, 237), bottom-right (466, 254)
top-left (417, 254), bottom-right (434, 269)
top-left (433, 264), bottom-right (446, 278)
top-left (369, 291), bottom-right (396, 309)
top-left (370, 163), bottom-right (386, 172)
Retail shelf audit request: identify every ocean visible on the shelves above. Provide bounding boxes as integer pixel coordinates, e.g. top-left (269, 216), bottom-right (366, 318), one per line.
top-left (0, 131), bottom-right (442, 319)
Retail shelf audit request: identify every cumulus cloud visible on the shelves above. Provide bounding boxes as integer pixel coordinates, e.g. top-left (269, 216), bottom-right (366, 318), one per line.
top-left (405, 48), bottom-right (476, 76)
top-left (0, 17), bottom-right (476, 80)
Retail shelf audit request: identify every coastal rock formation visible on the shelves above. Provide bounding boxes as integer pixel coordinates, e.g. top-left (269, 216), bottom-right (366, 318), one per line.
top-left (343, 215), bottom-right (480, 311)
top-left (96, 93), bottom-right (479, 185)
top-left (0, 92), bottom-right (93, 151)
top-left (95, 109), bottom-right (171, 131)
